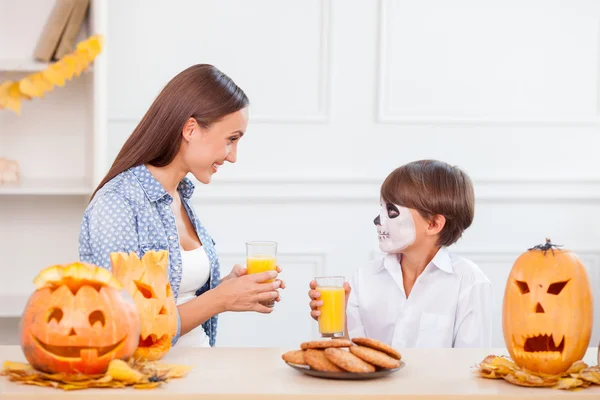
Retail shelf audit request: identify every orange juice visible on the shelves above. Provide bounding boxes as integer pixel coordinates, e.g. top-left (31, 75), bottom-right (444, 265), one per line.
top-left (317, 286), bottom-right (346, 336)
top-left (246, 256), bottom-right (277, 282)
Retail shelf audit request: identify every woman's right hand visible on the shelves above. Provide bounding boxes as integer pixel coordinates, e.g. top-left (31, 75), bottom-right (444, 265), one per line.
top-left (216, 270), bottom-right (281, 313)
top-left (308, 280), bottom-right (351, 321)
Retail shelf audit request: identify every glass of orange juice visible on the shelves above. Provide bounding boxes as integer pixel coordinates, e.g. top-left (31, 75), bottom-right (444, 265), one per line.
top-left (316, 276), bottom-right (346, 338)
top-left (246, 241), bottom-right (278, 307)
top-left (246, 240), bottom-right (277, 281)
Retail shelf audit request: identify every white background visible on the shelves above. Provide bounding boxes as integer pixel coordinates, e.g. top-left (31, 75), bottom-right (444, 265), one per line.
top-left (1, 0), bottom-right (599, 351)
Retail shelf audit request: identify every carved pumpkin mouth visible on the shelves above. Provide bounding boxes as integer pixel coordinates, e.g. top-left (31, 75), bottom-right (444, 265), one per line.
top-left (512, 334), bottom-right (565, 357)
top-left (138, 334), bottom-right (170, 349)
top-left (32, 334), bottom-right (126, 359)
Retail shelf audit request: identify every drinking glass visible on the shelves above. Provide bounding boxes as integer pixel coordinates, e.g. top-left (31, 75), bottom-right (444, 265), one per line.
top-left (315, 276), bottom-right (346, 337)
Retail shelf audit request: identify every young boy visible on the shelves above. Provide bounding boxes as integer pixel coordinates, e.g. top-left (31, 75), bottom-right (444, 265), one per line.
top-left (308, 159), bottom-right (494, 348)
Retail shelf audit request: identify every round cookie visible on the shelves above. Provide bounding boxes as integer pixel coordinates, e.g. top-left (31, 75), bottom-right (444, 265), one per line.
top-left (323, 348), bottom-right (376, 373)
top-left (351, 337), bottom-right (401, 360)
top-left (300, 338), bottom-right (352, 350)
top-left (281, 349), bottom-right (307, 365)
top-left (349, 345), bottom-right (401, 369)
top-left (304, 349), bottom-right (344, 372)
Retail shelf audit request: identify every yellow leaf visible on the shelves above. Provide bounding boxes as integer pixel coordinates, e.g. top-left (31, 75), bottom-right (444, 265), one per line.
top-left (58, 55), bottom-right (77, 80)
top-left (0, 80), bottom-right (14, 109)
top-left (43, 63), bottom-right (67, 87)
top-left (19, 73), bottom-right (52, 99)
top-left (76, 35), bottom-right (103, 61)
top-left (71, 51), bottom-right (90, 76)
top-left (6, 82), bottom-right (24, 115)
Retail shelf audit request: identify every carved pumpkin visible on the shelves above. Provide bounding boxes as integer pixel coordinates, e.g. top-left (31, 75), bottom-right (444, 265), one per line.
top-left (502, 239), bottom-right (593, 375)
top-left (20, 262), bottom-right (140, 375)
top-left (110, 250), bottom-right (178, 361)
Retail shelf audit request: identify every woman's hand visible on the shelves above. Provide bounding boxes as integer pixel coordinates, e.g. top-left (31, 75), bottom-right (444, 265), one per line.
top-left (308, 280), bottom-right (351, 320)
top-left (222, 264), bottom-right (286, 305)
top-left (266, 265), bottom-right (286, 306)
top-left (221, 264), bottom-right (247, 282)
top-left (216, 270), bottom-right (282, 313)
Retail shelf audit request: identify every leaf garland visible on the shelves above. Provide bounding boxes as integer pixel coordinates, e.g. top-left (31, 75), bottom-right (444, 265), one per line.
top-left (0, 35), bottom-right (103, 115)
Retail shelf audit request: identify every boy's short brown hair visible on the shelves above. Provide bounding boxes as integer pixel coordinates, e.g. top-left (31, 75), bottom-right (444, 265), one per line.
top-left (380, 159), bottom-right (475, 247)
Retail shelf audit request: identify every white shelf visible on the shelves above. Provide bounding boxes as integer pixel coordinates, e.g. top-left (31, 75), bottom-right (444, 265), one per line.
top-left (0, 295), bottom-right (28, 318)
top-left (0, 59), bottom-right (49, 72)
top-left (0, 178), bottom-right (92, 195)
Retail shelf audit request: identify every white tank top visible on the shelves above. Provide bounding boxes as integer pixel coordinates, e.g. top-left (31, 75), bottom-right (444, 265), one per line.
top-left (175, 246), bottom-right (211, 347)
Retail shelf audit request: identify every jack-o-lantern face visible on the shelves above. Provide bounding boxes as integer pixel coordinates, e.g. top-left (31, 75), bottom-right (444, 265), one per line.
top-left (20, 262), bottom-right (140, 375)
top-left (110, 250), bottom-right (178, 361)
top-left (502, 239), bottom-right (593, 375)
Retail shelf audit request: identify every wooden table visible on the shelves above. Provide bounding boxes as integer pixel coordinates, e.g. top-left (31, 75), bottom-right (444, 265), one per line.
top-left (0, 345), bottom-right (599, 399)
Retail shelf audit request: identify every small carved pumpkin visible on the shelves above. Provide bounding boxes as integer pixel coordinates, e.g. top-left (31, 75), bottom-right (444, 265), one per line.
top-left (110, 250), bottom-right (178, 361)
top-left (502, 239), bottom-right (594, 375)
top-left (20, 262), bottom-right (140, 375)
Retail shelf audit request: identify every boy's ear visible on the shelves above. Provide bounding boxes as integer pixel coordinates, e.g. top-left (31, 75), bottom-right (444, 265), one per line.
top-left (426, 214), bottom-right (446, 236)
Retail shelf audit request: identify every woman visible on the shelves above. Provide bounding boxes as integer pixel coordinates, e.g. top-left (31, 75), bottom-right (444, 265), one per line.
top-left (79, 64), bottom-right (284, 348)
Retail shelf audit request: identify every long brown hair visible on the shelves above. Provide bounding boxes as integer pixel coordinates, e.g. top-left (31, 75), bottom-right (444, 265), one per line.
top-left (91, 64), bottom-right (249, 200)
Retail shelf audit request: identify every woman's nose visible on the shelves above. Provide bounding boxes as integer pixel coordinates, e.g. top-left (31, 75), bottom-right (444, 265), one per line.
top-left (226, 147), bottom-right (237, 163)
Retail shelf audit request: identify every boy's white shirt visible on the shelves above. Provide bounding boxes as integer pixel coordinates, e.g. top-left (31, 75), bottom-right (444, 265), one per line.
top-left (346, 247), bottom-right (495, 348)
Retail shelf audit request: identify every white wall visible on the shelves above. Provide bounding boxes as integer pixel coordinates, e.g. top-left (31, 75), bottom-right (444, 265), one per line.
top-left (1, 0), bottom-right (600, 351)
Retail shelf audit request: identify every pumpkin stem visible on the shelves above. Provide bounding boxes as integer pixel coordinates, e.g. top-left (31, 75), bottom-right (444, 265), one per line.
top-left (528, 238), bottom-right (563, 255)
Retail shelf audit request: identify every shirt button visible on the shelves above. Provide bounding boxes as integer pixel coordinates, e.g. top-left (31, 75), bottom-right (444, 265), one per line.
top-left (169, 235), bottom-right (174, 240)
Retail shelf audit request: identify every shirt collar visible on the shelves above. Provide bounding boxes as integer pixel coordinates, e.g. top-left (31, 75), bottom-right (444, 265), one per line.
top-left (430, 247), bottom-right (454, 274)
top-left (130, 164), bottom-right (195, 202)
top-left (376, 247), bottom-right (454, 274)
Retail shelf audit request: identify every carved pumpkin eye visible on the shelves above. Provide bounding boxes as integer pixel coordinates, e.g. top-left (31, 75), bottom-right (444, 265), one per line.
top-left (547, 280), bottom-right (569, 295)
top-left (47, 307), bottom-right (63, 324)
top-left (515, 280), bottom-right (530, 294)
top-left (88, 310), bottom-right (105, 327)
top-left (166, 283), bottom-right (173, 298)
top-left (134, 281), bottom-right (157, 299)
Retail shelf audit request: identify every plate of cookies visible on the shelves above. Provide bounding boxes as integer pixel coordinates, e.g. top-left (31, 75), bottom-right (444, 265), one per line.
top-left (281, 337), bottom-right (404, 380)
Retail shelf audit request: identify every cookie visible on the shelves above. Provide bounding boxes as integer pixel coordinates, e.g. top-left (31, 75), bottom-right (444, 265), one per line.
top-left (300, 338), bottom-right (352, 350)
top-left (304, 349), bottom-right (344, 372)
top-left (323, 348), bottom-right (376, 373)
top-left (351, 337), bottom-right (401, 360)
top-left (349, 345), bottom-right (401, 369)
top-left (281, 349), bottom-right (306, 365)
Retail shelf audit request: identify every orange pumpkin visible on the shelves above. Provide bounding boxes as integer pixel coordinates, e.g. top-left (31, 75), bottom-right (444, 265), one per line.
top-left (110, 250), bottom-right (178, 361)
top-left (20, 262), bottom-right (140, 375)
top-left (502, 239), bottom-right (594, 375)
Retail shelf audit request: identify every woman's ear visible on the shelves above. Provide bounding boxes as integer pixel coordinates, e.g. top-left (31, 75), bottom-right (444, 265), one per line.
top-left (426, 214), bottom-right (446, 236)
top-left (181, 117), bottom-right (197, 143)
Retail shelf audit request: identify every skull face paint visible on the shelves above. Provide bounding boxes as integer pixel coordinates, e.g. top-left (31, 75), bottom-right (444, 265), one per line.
top-left (373, 201), bottom-right (416, 253)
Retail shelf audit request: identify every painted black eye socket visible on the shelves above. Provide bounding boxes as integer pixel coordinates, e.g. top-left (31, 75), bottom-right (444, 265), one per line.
top-left (515, 280), bottom-right (530, 294)
top-left (386, 203), bottom-right (399, 218)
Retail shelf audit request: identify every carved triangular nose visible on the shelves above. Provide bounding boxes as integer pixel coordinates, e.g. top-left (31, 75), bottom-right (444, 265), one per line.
top-left (374, 215), bottom-right (380, 226)
top-left (535, 303), bottom-right (545, 313)
top-left (68, 328), bottom-right (77, 336)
